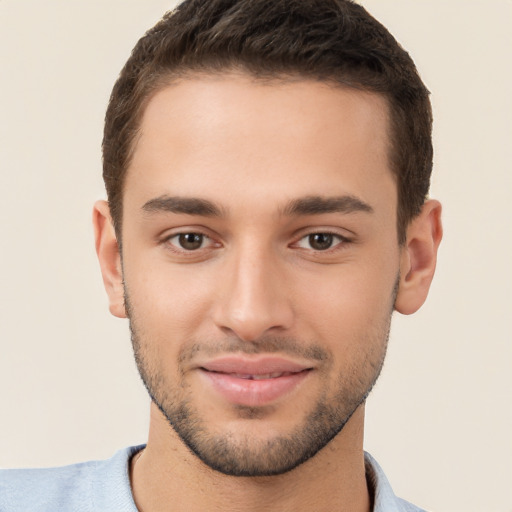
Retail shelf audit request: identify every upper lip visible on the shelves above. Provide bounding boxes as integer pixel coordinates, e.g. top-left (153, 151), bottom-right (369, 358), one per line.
top-left (199, 356), bottom-right (313, 375)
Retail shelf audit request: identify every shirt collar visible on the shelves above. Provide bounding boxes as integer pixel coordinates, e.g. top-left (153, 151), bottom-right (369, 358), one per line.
top-left (365, 452), bottom-right (426, 512)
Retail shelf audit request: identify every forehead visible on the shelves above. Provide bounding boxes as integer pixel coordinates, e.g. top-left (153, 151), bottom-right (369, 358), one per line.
top-left (125, 74), bottom-right (394, 216)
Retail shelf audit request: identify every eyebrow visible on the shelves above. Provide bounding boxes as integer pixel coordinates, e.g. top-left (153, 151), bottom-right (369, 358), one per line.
top-left (141, 194), bottom-right (373, 218)
top-left (282, 195), bottom-right (374, 216)
top-left (142, 195), bottom-right (223, 217)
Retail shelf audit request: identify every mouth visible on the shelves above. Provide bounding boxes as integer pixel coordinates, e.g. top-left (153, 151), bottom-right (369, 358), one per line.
top-left (214, 371), bottom-right (299, 380)
top-left (198, 356), bottom-right (313, 407)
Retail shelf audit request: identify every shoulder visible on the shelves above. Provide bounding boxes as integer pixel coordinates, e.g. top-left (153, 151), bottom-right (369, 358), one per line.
top-left (0, 445), bottom-right (142, 512)
top-left (0, 460), bottom-right (97, 512)
top-left (364, 452), bottom-right (428, 512)
top-left (394, 496), bottom-right (428, 512)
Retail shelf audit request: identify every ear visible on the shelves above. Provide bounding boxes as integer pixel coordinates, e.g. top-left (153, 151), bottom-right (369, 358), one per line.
top-left (395, 199), bottom-right (443, 315)
top-left (93, 200), bottom-right (126, 318)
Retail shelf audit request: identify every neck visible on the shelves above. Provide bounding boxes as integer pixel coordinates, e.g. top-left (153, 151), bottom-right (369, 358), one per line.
top-left (130, 404), bottom-right (371, 512)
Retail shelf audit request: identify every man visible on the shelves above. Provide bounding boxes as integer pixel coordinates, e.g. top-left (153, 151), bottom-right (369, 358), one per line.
top-left (0, 0), bottom-right (442, 510)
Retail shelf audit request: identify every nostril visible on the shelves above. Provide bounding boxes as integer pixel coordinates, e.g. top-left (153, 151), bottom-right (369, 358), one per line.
top-left (211, 266), bottom-right (294, 341)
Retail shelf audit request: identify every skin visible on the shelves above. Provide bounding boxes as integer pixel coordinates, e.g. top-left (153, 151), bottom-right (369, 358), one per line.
top-left (94, 74), bottom-right (442, 512)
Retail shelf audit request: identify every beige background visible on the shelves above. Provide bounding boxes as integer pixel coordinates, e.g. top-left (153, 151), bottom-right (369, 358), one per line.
top-left (1, 1), bottom-right (511, 511)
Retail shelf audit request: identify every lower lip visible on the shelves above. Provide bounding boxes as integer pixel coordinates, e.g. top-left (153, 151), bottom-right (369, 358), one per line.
top-left (200, 370), bottom-right (311, 407)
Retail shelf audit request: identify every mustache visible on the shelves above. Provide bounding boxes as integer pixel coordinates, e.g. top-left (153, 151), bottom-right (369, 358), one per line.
top-left (177, 335), bottom-right (330, 365)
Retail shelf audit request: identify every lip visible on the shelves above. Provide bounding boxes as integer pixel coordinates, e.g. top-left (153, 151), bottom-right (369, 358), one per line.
top-left (198, 356), bottom-right (313, 407)
top-left (200, 356), bottom-right (312, 375)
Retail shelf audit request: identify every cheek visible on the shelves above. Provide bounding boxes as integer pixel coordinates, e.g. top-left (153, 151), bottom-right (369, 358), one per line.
top-left (296, 259), bottom-right (398, 346)
top-left (123, 255), bottom-right (216, 344)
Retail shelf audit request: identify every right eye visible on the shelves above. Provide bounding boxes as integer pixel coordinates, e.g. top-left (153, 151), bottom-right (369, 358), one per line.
top-left (167, 233), bottom-right (210, 251)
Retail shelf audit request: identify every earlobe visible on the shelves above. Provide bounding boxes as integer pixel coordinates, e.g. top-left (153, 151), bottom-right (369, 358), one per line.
top-left (395, 200), bottom-right (443, 315)
top-left (92, 200), bottom-right (127, 318)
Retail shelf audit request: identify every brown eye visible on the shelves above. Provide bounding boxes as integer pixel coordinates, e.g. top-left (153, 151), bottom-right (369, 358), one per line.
top-left (308, 233), bottom-right (334, 250)
top-left (177, 233), bottom-right (204, 250)
top-left (296, 232), bottom-right (347, 252)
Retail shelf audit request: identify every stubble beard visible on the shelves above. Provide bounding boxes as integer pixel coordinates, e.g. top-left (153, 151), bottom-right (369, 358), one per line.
top-left (125, 291), bottom-right (394, 477)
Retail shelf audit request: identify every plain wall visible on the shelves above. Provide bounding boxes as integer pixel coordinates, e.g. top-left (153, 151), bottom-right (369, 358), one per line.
top-left (1, 1), bottom-right (511, 511)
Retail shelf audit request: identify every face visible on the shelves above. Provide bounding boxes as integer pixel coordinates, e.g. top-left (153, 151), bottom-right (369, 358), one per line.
top-left (118, 75), bottom-right (401, 476)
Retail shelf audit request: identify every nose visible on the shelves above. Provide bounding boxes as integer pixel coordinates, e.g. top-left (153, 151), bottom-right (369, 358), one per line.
top-left (212, 243), bottom-right (294, 342)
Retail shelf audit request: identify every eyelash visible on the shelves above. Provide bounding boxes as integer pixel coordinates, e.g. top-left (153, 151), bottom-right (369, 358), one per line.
top-left (294, 231), bottom-right (351, 252)
top-left (162, 230), bottom-right (352, 255)
top-left (164, 232), bottom-right (217, 253)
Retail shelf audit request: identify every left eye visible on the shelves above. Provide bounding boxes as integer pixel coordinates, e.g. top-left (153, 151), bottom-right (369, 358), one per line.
top-left (168, 233), bottom-right (209, 251)
top-left (296, 233), bottom-right (345, 251)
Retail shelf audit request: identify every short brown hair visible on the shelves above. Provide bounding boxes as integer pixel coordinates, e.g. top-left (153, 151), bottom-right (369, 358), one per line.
top-left (103, 0), bottom-right (432, 244)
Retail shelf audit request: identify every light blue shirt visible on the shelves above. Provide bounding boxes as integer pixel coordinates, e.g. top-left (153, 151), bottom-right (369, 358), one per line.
top-left (0, 446), bottom-right (426, 511)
